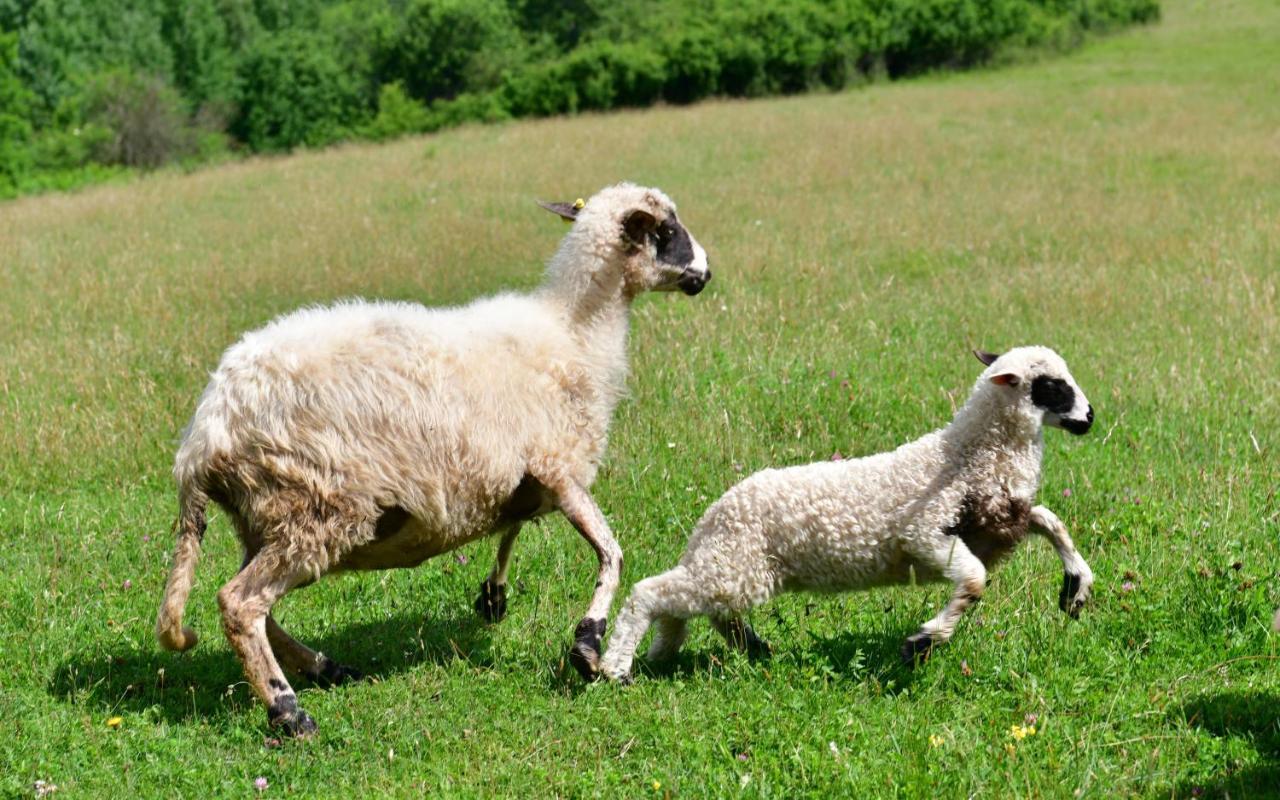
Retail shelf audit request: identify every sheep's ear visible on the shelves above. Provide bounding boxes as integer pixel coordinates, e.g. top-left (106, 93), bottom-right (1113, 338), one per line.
top-left (973, 349), bottom-right (1001, 367)
top-left (990, 373), bottom-right (1020, 387)
top-left (538, 200), bottom-right (582, 222)
top-left (622, 208), bottom-right (657, 246)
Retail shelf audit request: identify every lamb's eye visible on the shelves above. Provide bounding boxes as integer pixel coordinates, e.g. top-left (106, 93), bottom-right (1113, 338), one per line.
top-left (657, 225), bottom-right (672, 242)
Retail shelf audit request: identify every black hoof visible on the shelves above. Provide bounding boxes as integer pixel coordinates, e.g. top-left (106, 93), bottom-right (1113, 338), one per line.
top-left (474, 579), bottom-right (508, 623)
top-left (568, 618), bottom-right (606, 681)
top-left (900, 632), bottom-right (935, 666)
top-left (268, 695), bottom-right (317, 738)
top-left (308, 659), bottom-right (365, 689)
top-left (1059, 573), bottom-right (1087, 618)
top-left (743, 628), bottom-right (773, 660)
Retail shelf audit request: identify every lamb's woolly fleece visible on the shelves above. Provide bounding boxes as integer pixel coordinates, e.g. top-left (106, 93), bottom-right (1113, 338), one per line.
top-left (600, 346), bottom-right (1094, 681)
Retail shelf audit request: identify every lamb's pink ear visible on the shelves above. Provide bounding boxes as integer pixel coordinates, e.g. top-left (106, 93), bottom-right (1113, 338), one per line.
top-left (538, 200), bottom-right (581, 222)
top-left (973, 349), bottom-right (1001, 367)
top-left (991, 373), bottom-right (1020, 387)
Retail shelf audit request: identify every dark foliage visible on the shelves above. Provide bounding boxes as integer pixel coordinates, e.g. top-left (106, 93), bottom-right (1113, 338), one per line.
top-left (0, 0), bottom-right (1161, 198)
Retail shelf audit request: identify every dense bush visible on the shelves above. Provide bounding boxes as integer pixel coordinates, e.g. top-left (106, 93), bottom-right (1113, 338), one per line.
top-left (0, 0), bottom-right (1161, 198)
top-left (233, 30), bottom-right (362, 151)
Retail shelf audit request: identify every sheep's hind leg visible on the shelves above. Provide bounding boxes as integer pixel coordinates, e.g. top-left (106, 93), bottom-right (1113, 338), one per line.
top-left (901, 538), bottom-right (986, 665)
top-left (549, 480), bottom-right (622, 681)
top-left (474, 523), bottom-right (521, 623)
top-left (1028, 505), bottom-right (1093, 618)
top-left (266, 615), bottom-right (364, 688)
top-left (218, 547), bottom-right (323, 736)
top-left (710, 617), bottom-right (772, 659)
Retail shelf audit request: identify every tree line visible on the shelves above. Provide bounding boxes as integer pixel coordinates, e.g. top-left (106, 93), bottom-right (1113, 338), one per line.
top-left (0, 0), bottom-right (1159, 198)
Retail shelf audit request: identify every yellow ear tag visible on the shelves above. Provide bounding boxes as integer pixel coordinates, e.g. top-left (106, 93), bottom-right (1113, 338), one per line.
top-left (565, 198), bottom-right (585, 223)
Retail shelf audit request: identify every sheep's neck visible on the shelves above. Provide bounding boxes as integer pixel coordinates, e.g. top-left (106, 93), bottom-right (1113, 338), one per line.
top-left (540, 263), bottom-right (633, 432)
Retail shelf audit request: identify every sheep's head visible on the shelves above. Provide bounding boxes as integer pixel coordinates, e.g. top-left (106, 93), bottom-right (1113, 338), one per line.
top-left (973, 346), bottom-right (1094, 435)
top-left (540, 183), bottom-right (711, 298)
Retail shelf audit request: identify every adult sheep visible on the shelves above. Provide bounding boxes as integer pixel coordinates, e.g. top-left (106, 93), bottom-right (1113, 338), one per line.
top-left (155, 183), bottom-right (711, 735)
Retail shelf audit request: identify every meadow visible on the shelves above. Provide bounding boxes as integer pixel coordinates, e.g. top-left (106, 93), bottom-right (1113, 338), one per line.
top-left (1, 0), bottom-right (1278, 795)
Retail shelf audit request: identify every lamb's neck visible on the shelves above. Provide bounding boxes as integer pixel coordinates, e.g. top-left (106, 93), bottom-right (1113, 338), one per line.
top-left (940, 398), bottom-right (1044, 494)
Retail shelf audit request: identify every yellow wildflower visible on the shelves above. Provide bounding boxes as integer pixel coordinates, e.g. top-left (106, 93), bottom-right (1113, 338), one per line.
top-left (652, 780), bottom-right (661, 791)
top-left (106, 716), bottom-right (123, 729)
top-left (1009, 723), bottom-right (1037, 740)
top-left (929, 734), bottom-right (945, 748)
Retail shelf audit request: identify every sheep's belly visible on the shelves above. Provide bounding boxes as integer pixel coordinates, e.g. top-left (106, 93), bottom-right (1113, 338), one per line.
top-left (337, 514), bottom-right (456, 571)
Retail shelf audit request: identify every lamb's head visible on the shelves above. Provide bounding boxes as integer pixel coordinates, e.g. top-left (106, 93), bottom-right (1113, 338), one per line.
top-left (540, 183), bottom-right (710, 298)
top-left (973, 346), bottom-right (1094, 435)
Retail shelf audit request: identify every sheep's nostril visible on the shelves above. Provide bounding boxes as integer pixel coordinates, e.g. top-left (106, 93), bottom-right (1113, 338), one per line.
top-left (1086, 406), bottom-right (1094, 423)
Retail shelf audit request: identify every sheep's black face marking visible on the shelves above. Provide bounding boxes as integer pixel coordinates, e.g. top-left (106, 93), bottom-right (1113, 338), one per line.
top-left (1031, 376), bottom-right (1075, 415)
top-left (655, 214), bottom-right (709, 295)
top-left (656, 215), bottom-right (695, 269)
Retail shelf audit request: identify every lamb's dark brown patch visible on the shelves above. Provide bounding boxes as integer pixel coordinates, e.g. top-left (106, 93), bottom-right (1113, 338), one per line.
top-left (945, 493), bottom-right (1032, 567)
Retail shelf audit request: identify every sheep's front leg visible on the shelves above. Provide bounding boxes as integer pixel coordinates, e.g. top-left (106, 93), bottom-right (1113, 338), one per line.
top-left (902, 538), bottom-right (987, 665)
top-left (552, 480), bottom-right (622, 681)
top-left (474, 523), bottom-right (521, 623)
top-left (1028, 505), bottom-right (1093, 618)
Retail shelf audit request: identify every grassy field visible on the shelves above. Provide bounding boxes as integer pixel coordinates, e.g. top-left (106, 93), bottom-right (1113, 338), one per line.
top-left (2, 0), bottom-right (1278, 795)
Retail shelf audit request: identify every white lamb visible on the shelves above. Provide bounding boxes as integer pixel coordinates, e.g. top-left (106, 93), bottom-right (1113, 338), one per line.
top-left (600, 346), bottom-right (1095, 682)
top-left (154, 183), bottom-right (710, 734)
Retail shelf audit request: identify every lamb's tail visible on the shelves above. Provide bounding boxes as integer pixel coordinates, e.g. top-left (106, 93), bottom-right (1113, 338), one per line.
top-left (155, 485), bottom-right (209, 652)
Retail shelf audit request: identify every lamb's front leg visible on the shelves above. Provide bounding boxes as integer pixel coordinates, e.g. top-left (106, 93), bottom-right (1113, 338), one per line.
top-left (550, 480), bottom-right (622, 681)
top-left (1028, 505), bottom-right (1093, 618)
top-left (902, 538), bottom-right (987, 665)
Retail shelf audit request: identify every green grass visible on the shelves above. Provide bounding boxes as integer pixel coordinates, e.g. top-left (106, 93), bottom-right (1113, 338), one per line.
top-left (2, 0), bottom-right (1278, 795)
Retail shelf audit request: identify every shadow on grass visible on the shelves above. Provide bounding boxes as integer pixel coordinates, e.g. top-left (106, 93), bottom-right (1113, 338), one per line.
top-left (1170, 691), bottom-right (1280, 799)
top-left (606, 625), bottom-right (919, 694)
top-left (47, 609), bottom-right (493, 728)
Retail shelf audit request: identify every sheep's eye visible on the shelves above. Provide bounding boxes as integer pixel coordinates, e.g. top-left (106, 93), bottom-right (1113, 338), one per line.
top-left (657, 224), bottom-right (673, 242)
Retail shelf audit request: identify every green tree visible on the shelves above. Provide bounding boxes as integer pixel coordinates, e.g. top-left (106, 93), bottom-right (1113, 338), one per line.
top-left (233, 29), bottom-right (361, 150)
top-left (384, 0), bottom-right (524, 103)
top-left (17, 0), bottom-right (173, 123)
top-left (0, 30), bottom-right (34, 191)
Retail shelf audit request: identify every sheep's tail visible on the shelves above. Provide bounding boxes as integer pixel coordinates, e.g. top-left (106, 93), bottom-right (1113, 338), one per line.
top-left (155, 485), bottom-right (209, 652)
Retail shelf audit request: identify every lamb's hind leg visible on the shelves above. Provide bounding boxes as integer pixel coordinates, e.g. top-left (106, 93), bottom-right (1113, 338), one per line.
top-left (902, 537), bottom-right (987, 665)
top-left (266, 615), bottom-right (364, 688)
top-left (218, 546), bottom-right (321, 736)
top-left (1028, 505), bottom-right (1093, 618)
top-left (474, 523), bottom-right (521, 623)
top-left (710, 616), bottom-right (772, 659)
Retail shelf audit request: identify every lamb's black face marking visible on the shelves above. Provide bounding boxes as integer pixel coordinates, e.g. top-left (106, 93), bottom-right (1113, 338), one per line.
top-left (1031, 376), bottom-right (1076, 415)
